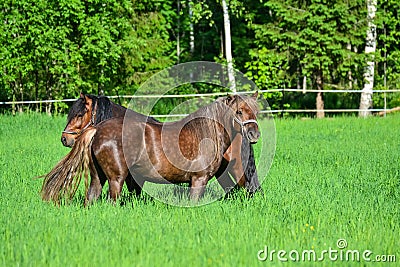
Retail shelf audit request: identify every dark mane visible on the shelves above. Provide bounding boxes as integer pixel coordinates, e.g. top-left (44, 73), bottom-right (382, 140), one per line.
top-left (184, 99), bottom-right (230, 122)
top-left (241, 137), bottom-right (261, 194)
top-left (178, 100), bottom-right (234, 143)
top-left (180, 94), bottom-right (259, 132)
top-left (66, 94), bottom-right (114, 124)
top-left (183, 94), bottom-right (258, 123)
top-left (92, 95), bottom-right (113, 123)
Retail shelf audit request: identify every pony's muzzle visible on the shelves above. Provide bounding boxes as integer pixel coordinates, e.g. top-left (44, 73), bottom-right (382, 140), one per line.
top-left (247, 128), bottom-right (260, 144)
top-left (233, 117), bottom-right (261, 144)
top-left (243, 121), bottom-right (260, 143)
top-left (61, 133), bottom-right (75, 147)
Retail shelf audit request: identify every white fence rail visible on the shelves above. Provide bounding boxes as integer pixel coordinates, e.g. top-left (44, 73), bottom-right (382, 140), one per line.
top-left (1, 89), bottom-right (400, 116)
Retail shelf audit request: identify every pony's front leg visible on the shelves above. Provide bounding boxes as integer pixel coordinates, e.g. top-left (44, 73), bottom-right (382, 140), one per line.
top-left (215, 157), bottom-right (236, 194)
top-left (189, 176), bottom-right (209, 202)
top-left (85, 157), bottom-right (106, 206)
top-left (227, 135), bottom-right (246, 187)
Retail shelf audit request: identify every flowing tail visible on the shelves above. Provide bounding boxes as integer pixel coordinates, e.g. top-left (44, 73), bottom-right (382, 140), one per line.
top-left (41, 127), bottom-right (97, 203)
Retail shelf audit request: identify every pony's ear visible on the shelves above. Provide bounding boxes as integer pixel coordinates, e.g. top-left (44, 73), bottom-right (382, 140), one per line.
top-left (225, 94), bottom-right (235, 105)
top-left (80, 92), bottom-right (85, 99)
top-left (252, 91), bottom-right (259, 99)
top-left (84, 95), bottom-right (92, 109)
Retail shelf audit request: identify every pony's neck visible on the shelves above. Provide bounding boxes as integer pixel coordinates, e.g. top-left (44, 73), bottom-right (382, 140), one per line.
top-left (193, 101), bottom-right (238, 152)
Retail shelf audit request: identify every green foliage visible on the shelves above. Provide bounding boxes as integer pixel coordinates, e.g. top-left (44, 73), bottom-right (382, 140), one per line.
top-left (1, 114), bottom-right (399, 265)
top-left (1, 0), bottom-right (400, 114)
top-left (375, 0), bottom-right (400, 89)
top-left (0, 0), bottom-right (174, 111)
top-left (248, 0), bottom-right (367, 87)
top-left (245, 47), bottom-right (287, 109)
top-left (123, 10), bottom-right (174, 90)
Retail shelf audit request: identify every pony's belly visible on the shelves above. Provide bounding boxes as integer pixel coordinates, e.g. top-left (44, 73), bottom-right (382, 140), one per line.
top-left (155, 169), bottom-right (192, 183)
top-left (141, 175), bottom-right (190, 184)
top-left (130, 164), bottom-right (191, 184)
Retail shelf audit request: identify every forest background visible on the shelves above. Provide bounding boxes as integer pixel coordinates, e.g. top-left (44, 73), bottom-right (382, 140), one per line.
top-left (1, 0), bottom-right (399, 117)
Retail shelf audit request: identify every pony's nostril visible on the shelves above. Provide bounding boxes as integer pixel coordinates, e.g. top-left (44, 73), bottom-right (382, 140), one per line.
top-left (61, 136), bottom-right (67, 145)
top-left (247, 130), bottom-right (260, 142)
top-left (248, 131), bottom-right (254, 138)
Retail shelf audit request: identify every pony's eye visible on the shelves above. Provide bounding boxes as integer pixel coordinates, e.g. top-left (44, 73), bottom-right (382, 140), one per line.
top-left (237, 110), bottom-right (242, 115)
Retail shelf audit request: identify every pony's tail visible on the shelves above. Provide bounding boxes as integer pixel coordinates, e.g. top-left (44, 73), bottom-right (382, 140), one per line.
top-left (41, 127), bottom-right (97, 204)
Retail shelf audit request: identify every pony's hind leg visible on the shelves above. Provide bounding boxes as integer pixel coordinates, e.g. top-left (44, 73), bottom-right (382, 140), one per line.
top-left (108, 177), bottom-right (125, 202)
top-left (125, 174), bottom-right (143, 197)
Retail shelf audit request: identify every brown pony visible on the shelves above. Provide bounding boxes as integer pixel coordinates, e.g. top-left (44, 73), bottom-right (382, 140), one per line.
top-left (61, 93), bottom-right (261, 195)
top-left (42, 94), bottom-right (260, 203)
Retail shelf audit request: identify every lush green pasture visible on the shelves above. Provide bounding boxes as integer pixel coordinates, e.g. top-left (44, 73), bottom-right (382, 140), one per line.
top-left (0, 113), bottom-right (399, 266)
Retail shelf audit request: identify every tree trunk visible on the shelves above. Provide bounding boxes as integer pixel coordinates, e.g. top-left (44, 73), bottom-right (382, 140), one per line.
top-left (18, 72), bottom-right (23, 113)
top-left (315, 69), bottom-right (324, 118)
top-left (176, 0), bottom-right (181, 63)
top-left (221, 0), bottom-right (236, 92)
top-left (347, 43), bottom-right (353, 89)
top-left (35, 69), bottom-right (39, 112)
top-left (189, 1), bottom-right (194, 55)
top-left (359, 0), bottom-right (377, 117)
top-left (188, 1), bottom-right (194, 80)
top-left (45, 66), bottom-right (52, 115)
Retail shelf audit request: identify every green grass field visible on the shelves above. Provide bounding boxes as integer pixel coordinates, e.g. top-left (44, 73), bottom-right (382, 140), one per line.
top-left (0, 113), bottom-right (399, 266)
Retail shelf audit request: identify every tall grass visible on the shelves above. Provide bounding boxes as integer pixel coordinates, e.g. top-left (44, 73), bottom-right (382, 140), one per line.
top-left (0, 113), bottom-right (399, 266)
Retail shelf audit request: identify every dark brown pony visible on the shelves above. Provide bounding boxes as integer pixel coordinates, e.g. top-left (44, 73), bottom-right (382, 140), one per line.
top-left (61, 93), bottom-right (261, 194)
top-left (42, 94), bottom-right (260, 203)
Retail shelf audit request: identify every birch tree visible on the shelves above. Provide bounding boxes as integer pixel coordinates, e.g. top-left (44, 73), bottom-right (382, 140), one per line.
top-left (221, 0), bottom-right (236, 92)
top-left (189, 1), bottom-right (195, 55)
top-left (359, 0), bottom-right (377, 117)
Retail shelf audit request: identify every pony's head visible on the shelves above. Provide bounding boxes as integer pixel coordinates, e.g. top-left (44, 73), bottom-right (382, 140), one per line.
top-left (221, 92), bottom-right (260, 143)
top-left (61, 93), bottom-right (96, 147)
